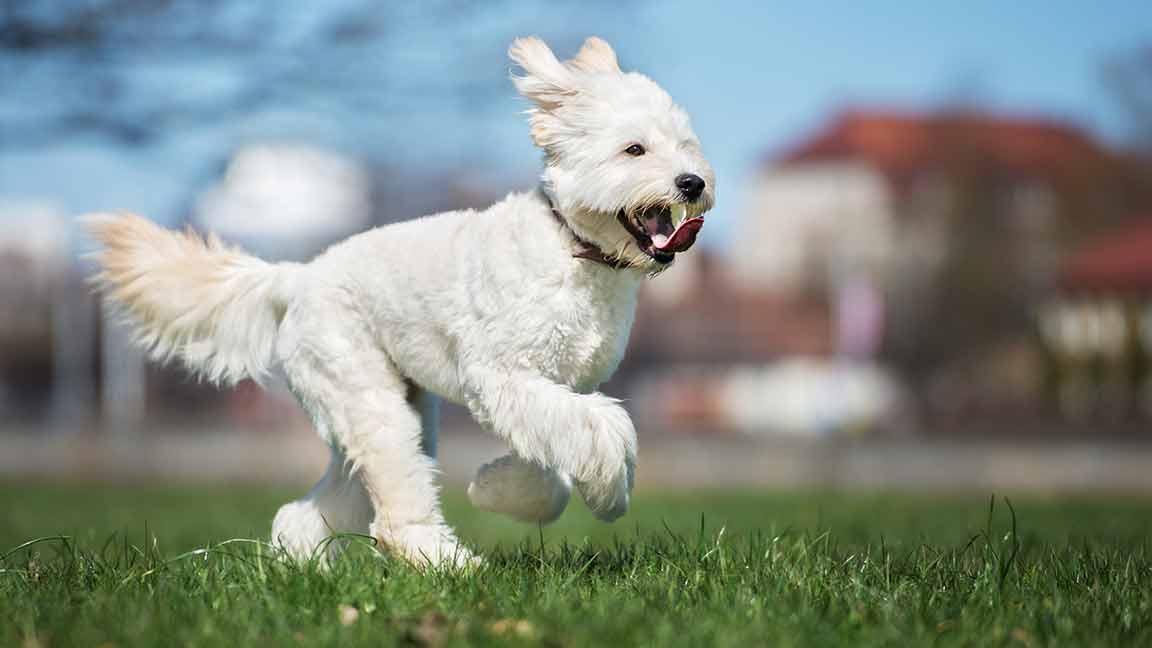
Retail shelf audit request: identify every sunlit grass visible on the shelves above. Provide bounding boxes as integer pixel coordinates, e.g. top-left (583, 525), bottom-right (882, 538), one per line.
top-left (2, 483), bottom-right (1151, 646)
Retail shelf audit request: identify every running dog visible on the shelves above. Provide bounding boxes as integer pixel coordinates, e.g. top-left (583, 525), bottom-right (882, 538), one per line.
top-left (86, 36), bottom-right (715, 566)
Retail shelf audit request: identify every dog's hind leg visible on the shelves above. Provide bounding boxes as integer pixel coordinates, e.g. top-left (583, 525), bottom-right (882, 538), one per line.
top-left (468, 453), bottom-right (572, 523)
top-left (272, 444), bottom-right (373, 562)
top-left (276, 312), bottom-right (471, 568)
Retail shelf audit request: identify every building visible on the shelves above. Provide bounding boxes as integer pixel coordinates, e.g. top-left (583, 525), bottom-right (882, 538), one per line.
top-left (627, 109), bottom-right (1138, 431)
top-left (1043, 217), bottom-right (1152, 420)
top-left (734, 110), bottom-right (1118, 296)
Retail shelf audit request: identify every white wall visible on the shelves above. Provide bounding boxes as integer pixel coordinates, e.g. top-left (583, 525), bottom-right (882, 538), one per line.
top-left (727, 162), bottom-right (894, 293)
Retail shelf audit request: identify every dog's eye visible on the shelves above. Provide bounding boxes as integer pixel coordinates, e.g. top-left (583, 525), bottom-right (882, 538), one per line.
top-left (624, 144), bottom-right (646, 157)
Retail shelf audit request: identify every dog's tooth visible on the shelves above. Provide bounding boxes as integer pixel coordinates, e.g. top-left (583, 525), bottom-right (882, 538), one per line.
top-left (671, 204), bottom-right (687, 226)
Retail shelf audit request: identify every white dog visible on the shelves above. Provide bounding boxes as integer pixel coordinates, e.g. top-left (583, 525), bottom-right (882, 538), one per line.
top-left (86, 36), bottom-right (715, 567)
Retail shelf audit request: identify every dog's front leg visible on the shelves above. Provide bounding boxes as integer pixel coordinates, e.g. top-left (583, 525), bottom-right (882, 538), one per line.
top-left (464, 368), bottom-right (635, 521)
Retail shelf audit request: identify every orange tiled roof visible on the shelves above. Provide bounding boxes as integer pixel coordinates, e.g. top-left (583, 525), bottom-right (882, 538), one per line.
top-left (778, 110), bottom-right (1111, 180)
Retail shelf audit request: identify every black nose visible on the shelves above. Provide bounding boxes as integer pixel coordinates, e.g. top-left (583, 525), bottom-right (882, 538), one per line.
top-left (675, 173), bottom-right (706, 201)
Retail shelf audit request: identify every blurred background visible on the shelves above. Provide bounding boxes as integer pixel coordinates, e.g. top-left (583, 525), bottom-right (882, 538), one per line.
top-left (2, 0), bottom-right (1152, 493)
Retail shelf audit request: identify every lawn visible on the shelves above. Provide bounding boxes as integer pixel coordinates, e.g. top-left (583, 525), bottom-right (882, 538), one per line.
top-left (2, 482), bottom-right (1151, 647)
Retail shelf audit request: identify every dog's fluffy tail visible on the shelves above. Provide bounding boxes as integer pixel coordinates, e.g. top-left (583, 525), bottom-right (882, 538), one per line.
top-left (84, 213), bottom-right (299, 385)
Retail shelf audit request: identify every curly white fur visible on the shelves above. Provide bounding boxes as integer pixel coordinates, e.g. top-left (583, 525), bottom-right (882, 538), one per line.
top-left (85, 36), bottom-right (715, 568)
top-left (84, 214), bottom-right (301, 385)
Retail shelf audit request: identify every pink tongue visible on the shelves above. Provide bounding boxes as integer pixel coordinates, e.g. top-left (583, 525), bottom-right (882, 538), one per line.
top-left (653, 217), bottom-right (704, 252)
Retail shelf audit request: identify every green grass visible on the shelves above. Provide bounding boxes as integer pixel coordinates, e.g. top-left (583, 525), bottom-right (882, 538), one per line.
top-left (2, 483), bottom-right (1151, 647)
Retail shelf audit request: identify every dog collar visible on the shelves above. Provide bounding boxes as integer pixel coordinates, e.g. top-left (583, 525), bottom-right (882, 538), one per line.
top-left (540, 189), bottom-right (630, 270)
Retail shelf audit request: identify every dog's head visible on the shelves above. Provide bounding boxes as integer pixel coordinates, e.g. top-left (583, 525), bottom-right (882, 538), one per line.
top-left (510, 36), bottom-right (715, 271)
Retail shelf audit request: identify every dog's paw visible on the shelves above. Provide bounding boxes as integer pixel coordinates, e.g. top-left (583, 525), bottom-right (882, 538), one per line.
top-left (468, 454), bottom-right (572, 523)
top-left (576, 461), bottom-right (632, 522)
top-left (574, 400), bottom-right (636, 522)
top-left (372, 522), bottom-right (480, 570)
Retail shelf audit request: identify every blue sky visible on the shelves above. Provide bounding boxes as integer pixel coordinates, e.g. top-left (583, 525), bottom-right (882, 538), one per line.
top-left (1, 1), bottom-right (1150, 249)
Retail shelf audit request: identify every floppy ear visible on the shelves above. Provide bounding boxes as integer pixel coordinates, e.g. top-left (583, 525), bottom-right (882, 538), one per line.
top-left (567, 36), bottom-right (620, 74)
top-left (508, 36), bottom-right (576, 110)
top-left (509, 36), bottom-right (582, 149)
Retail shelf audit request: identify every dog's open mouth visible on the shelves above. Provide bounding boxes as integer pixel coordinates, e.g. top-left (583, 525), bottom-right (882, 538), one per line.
top-left (616, 203), bottom-right (705, 264)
